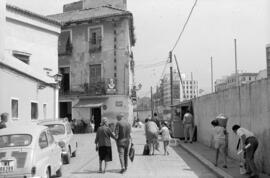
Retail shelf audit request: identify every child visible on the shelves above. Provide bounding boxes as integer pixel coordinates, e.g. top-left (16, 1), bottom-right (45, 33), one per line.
top-left (211, 120), bottom-right (227, 168)
top-left (160, 122), bottom-right (171, 155)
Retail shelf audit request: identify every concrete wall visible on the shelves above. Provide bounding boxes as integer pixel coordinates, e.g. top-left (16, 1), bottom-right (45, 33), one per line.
top-left (0, 0), bottom-right (5, 60)
top-left (0, 67), bottom-right (55, 122)
top-left (5, 10), bottom-right (60, 75)
top-left (193, 78), bottom-right (270, 174)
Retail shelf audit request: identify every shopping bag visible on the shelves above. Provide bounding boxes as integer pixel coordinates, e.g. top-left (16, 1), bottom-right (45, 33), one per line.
top-left (129, 143), bottom-right (135, 162)
top-left (143, 144), bottom-right (150, 155)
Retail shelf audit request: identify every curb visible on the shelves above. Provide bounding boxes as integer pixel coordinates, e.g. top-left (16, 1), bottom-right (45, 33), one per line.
top-left (178, 142), bottom-right (234, 178)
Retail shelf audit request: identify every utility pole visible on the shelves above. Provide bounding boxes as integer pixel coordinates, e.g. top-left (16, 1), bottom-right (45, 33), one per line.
top-left (150, 86), bottom-right (153, 118)
top-left (234, 39), bottom-right (239, 87)
top-left (169, 51), bottom-right (173, 121)
top-left (191, 72), bottom-right (193, 98)
top-left (211, 56), bottom-right (213, 93)
top-left (174, 55), bottom-right (184, 101)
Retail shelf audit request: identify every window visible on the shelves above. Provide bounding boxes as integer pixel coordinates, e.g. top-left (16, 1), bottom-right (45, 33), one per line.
top-left (11, 99), bottom-right (18, 119)
top-left (43, 104), bottom-right (47, 119)
top-left (39, 132), bottom-right (48, 149)
top-left (58, 30), bottom-right (72, 55)
top-left (12, 50), bottom-right (31, 64)
top-left (46, 131), bottom-right (54, 145)
top-left (31, 102), bottom-right (38, 120)
top-left (89, 64), bottom-right (101, 84)
top-left (89, 26), bottom-right (102, 53)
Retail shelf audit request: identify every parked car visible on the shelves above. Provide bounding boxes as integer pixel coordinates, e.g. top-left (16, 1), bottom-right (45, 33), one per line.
top-left (38, 119), bottom-right (78, 164)
top-left (0, 123), bottom-right (62, 178)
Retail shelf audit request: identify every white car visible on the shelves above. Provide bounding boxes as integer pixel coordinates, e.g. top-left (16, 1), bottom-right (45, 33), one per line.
top-left (0, 123), bottom-right (62, 178)
top-left (38, 119), bottom-right (78, 164)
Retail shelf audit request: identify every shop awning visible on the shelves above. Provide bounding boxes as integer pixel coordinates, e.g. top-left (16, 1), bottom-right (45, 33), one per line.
top-left (73, 98), bottom-right (107, 108)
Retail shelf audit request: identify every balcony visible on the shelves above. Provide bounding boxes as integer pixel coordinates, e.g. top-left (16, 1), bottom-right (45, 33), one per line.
top-left (59, 78), bottom-right (117, 97)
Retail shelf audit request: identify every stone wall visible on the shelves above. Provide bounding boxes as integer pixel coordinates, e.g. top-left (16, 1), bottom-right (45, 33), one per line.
top-left (193, 78), bottom-right (270, 174)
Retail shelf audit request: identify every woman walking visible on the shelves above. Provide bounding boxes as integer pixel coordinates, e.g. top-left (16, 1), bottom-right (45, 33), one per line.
top-left (160, 122), bottom-right (171, 155)
top-left (145, 118), bottom-right (159, 155)
top-left (95, 117), bottom-right (116, 173)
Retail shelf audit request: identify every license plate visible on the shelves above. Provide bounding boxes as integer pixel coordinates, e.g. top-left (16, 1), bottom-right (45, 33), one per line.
top-left (0, 160), bottom-right (14, 173)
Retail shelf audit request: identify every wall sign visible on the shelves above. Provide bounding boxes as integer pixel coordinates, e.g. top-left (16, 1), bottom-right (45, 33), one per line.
top-left (115, 101), bottom-right (123, 107)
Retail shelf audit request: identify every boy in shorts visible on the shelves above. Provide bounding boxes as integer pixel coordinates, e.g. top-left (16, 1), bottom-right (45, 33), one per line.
top-left (211, 120), bottom-right (227, 168)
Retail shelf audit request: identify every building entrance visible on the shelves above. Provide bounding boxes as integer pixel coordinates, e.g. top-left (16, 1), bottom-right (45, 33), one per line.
top-left (59, 102), bottom-right (72, 121)
top-left (92, 107), bottom-right (101, 132)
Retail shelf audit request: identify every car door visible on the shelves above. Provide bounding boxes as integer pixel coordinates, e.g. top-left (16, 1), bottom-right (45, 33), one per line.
top-left (66, 123), bottom-right (76, 153)
top-left (37, 131), bottom-right (50, 175)
top-left (46, 130), bottom-right (60, 172)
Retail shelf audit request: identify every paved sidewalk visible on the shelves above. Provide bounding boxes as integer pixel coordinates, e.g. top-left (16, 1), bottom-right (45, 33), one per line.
top-left (177, 140), bottom-right (270, 178)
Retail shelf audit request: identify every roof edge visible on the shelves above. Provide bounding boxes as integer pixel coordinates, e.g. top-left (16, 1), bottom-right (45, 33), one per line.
top-left (6, 4), bottom-right (61, 26)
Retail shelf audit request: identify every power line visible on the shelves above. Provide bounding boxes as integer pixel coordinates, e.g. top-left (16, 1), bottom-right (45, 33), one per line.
top-left (171, 0), bottom-right (198, 52)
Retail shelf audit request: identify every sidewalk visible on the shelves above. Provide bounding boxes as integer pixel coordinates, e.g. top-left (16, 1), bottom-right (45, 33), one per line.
top-left (176, 140), bottom-right (270, 178)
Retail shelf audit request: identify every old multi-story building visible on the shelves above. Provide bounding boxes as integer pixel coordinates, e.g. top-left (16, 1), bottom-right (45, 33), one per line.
top-left (215, 72), bottom-right (257, 92)
top-left (0, 2), bottom-right (61, 122)
top-left (48, 0), bottom-right (135, 130)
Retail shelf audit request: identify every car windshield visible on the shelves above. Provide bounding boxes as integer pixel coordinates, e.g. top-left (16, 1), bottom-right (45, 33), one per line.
top-left (0, 134), bottom-right (32, 148)
top-left (46, 124), bottom-right (65, 135)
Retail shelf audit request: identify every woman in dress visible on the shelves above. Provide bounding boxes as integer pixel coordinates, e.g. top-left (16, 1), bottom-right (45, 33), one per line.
top-left (95, 117), bottom-right (116, 173)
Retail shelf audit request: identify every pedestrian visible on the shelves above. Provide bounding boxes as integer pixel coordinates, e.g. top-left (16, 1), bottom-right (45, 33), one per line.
top-left (153, 113), bottom-right (161, 129)
top-left (182, 110), bottom-right (194, 143)
top-left (0, 113), bottom-right (9, 129)
top-left (160, 122), bottom-right (171, 155)
top-left (115, 114), bottom-right (132, 174)
top-left (95, 117), bottom-right (116, 173)
top-left (144, 118), bottom-right (159, 155)
top-left (211, 120), bottom-right (227, 168)
top-left (232, 125), bottom-right (259, 178)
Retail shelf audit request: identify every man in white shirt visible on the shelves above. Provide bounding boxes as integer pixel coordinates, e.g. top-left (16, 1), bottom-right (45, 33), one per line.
top-left (232, 125), bottom-right (259, 178)
top-left (183, 110), bottom-right (194, 143)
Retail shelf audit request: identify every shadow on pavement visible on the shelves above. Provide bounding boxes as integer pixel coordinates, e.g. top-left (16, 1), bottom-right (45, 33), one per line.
top-left (172, 146), bottom-right (221, 178)
top-left (71, 169), bottom-right (121, 175)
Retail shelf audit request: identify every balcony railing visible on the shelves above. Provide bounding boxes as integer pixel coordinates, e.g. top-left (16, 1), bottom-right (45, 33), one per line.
top-left (60, 78), bottom-right (117, 97)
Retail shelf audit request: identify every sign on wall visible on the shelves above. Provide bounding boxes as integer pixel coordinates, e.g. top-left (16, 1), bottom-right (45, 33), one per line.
top-left (115, 101), bottom-right (123, 107)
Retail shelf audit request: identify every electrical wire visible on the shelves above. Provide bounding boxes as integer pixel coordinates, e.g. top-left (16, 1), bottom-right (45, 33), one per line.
top-left (171, 0), bottom-right (198, 52)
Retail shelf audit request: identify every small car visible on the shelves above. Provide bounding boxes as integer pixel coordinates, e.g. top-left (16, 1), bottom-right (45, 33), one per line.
top-left (0, 123), bottom-right (62, 178)
top-left (38, 119), bottom-right (78, 164)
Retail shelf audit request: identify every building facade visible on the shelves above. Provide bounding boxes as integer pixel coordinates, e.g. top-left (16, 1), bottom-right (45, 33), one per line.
top-left (0, 4), bottom-right (61, 122)
top-left (48, 0), bottom-right (135, 129)
top-left (161, 72), bottom-right (198, 107)
top-left (215, 72), bottom-right (257, 92)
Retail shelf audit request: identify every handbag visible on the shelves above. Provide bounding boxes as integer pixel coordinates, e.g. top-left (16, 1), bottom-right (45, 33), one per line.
top-left (143, 144), bottom-right (150, 155)
top-left (129, 143), bottom-right (135, 162)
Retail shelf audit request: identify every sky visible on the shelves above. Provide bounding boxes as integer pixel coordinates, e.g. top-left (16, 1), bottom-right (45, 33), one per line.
top-left (7, 0), bottom-right (270, 97)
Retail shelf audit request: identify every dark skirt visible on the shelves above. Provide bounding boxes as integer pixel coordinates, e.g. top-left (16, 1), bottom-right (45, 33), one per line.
top-left (98, 146), bottom-right (112, 162)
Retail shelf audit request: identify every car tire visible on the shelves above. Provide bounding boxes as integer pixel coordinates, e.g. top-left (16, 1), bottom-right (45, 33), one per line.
top-left (56, 166), bottom-right (62, 177)
top-left (64, 153), bottom-right (70, 164)
top-left (45, 167), bottom-right (51, 178)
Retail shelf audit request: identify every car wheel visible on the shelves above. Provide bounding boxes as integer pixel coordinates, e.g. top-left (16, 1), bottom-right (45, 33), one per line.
top-left (45, 167), bottom-right (51, 178)
top-left (64, 153), bottom-right (70, 164)
top-left (56, 166), bottom-right (62, 177)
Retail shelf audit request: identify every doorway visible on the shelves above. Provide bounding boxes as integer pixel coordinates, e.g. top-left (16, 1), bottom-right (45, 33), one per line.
top-left (92, 107), bottom-right (101, 132)
top-left (59, 102), bottom-right (72, 121)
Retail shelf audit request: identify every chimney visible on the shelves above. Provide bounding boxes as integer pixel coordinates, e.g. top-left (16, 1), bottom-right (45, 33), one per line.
top-left (83, 0), bottom-right (127, 10)
top-left (63, 1), bottom-right (83, 12)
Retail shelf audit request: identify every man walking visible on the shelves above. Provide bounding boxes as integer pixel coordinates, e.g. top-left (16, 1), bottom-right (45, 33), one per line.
top-left (115, 114), bottom-right (131, 173)
top-left (232, 125), bottom-right (259, 178)
top-left (183, 110), bottom-right (194, 143)
top-left (0, 113), bottom-right (8, 129)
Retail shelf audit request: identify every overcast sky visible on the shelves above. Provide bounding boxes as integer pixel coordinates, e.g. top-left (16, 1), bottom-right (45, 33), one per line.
top-left (8, 0), bottom-right (270, 97)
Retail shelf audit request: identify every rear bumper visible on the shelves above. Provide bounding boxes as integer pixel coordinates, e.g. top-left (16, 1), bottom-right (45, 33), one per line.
top-left (0, 174), bottom-right (39, 178)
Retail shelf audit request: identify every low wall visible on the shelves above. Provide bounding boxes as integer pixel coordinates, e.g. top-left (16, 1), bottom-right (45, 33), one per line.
top-left (193, 78), bottom-right (270, 174)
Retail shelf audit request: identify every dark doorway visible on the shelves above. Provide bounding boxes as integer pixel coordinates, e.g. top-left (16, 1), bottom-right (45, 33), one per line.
top-left (92, 107), bottom-right (101, 132)
top-left (59, 102), bottom-right (72, 121)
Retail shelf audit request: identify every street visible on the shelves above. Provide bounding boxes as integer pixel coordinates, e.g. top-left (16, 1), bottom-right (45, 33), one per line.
top-left (61, 127), bottom-right (218, 178)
